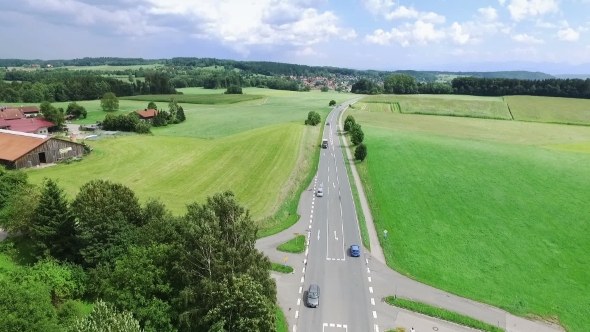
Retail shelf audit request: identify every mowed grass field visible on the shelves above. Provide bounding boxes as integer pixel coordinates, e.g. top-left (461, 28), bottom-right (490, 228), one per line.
top-left (27, 123), bottom-right (301, 219)
top-left (120, 93), bottom-right (265, 105)
top-left (348, 108), bottom-right (590, 331)
top-left (361, 95), bottom-right (512, 120)
top-left (506, 95), bottom-right (590, 125)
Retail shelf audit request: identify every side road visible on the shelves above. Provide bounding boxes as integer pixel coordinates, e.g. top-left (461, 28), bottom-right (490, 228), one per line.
top-left (337, 103), bottom-right (564, 332)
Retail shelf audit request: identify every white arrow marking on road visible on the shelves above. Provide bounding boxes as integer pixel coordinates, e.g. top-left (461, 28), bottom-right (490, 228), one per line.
top-left (334, 231), bottom-right (338, 240)
top-left (317, 230), bottom-right (320, 240)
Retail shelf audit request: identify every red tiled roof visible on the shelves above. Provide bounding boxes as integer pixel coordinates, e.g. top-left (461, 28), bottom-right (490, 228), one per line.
top-left (136, 109), bottom-right (158, 119)
top-left (0, 131), bottom-right (50, 161)
top-left (0, 118), bottom-right (55, 133)
top-left (0, 108), bottom-right (25, 120)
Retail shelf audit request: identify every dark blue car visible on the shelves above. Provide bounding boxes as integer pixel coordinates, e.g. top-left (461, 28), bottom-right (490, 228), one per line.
top-left (350, 245), bottom-right (360, 257)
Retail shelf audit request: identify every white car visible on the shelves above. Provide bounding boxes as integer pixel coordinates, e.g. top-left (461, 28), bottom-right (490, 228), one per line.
top-left (316, 188), bottom-right (323, 197)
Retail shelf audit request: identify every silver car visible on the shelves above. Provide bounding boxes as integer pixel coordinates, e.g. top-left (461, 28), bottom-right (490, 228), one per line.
top-left (316, 188), bottom-right (323, 197)
top-left (306, 284), bottom-right (320, 308)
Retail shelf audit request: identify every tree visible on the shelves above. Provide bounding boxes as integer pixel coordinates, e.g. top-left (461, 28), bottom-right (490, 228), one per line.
top-left (30, 179), bottom-right (77, 261)
top-left (175, 191), bottom-right (276, 331)
top-left (100, 92), bottom-right (119, 112)
top-left (40, 101), bottom-right (65, 130)
top-left (66, 102), bottom-right (87, 119)
top-left (384, 74), bottom-right (418, 94)
top-left (329, 100), bottom-right (336, 106)
top-left (320, 86), bottom-right (329, 92)
top-left (305, 111), bottom-right (321, 126)
top-left (0, 167), bottom-right (29, 210)
top-left (101, 245), bottom-right (176, 332)
top-left (351, 125), bottom-right (364, 145)
top-left (0, 182), bottom-right (40, 236)
top-left (344, 115), bottom-right (355, 131)
top-left (0, 277), bottom-right (61, 332)
top-left (68, 299), bottom-right (142, 332)
top-left (203, 275), bottom-right (275, 331)
top-left (300, 85), bottom-right (311, 92)
top-left (71, 180), bottom-right (143, 267)
top-left (355, 143), bottom-right (367, 161)
top-left (147, 101), bottom-right (157, 110)
top-left (225, 85), bottom-right (243, 94)
top-left (176, 106), bottom-right (186, 122)
top-left (168, 98), bottom-right (179, 122)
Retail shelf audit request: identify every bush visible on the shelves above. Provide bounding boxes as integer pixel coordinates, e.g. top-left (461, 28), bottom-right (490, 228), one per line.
top-left (344, 115), bottom-right (355, 131)
top-left (102, 113), bottom-right (151, 134)
top-left (305, 111), bottom-right (321, 126)
top-left (351, 126), bottom-right (364, 145)
top-left (329, 100), bottom-right (336, 106)
top-left (355, 143), bottom-right (367, 161)
top-left (225, 85), bottom-right (243, 94)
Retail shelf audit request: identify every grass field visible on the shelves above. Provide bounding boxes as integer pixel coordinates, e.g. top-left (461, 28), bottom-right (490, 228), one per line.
top-left (350, 108), bottom-right (590, 331)
top-left (506, 96), bottom-right (590, 125)
top-left (355, 102), bottom-right (393, 113)
top-left (27, 123), bottom-right (302, 219)
top-left (120, 93), bottom-right (265, 105)
top-left (361, 95), bottom-right (511, 120)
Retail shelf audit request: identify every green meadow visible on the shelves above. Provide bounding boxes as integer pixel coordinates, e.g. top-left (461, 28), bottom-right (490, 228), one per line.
top-left (25, 88), bottom-right (352, 235)
top-left (347, 105), bottom-right (590, 331)
top-left (505, 95), bottom-right (590, 125)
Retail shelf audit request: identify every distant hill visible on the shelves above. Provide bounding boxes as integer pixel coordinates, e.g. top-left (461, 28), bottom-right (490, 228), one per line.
top-left (554, 74), bottom-right (590, 79)
top-left (0, 57), bottom-right (555, 82)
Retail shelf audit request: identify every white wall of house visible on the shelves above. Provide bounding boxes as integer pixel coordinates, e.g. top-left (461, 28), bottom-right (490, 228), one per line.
top-left (34, 127), bottom-right (50, 135)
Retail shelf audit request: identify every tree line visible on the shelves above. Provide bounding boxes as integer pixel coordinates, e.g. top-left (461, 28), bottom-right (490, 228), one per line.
top-left (0, 71), bottom-right (177, 103)
top-left (0, 169), bottom-right (277, 332)
top-left (350, 74), bottom-right (590, 99)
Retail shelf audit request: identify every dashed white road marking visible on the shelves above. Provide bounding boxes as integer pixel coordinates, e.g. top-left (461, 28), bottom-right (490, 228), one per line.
top-left (369, 287), bottom-right (373, 293)
top-left (372, 311), bottom-right (377, 318)
top-left (297, 298), bottom-right (301, 306)
top-left (368, 277), bottom-right (372, 282)
top-left (374, 324), bottom-right (379, 332)
top-left (295, 310), bottom-right (299, 318)
top-left (299, 287), bottom-right (302, 293)
top-left (300, 276), bottom-right (304, 283)
top-left (371, 298), bottom-right (375, 305)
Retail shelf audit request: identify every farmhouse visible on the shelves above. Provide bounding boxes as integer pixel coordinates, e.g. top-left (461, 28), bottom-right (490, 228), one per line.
top-left (17, 106), bottom-right (40, 117)
top-left (0, 118), bottom-right (55, 134)
top-left (136, 109), bottom-right (158, 121)
top-left (0, 108), bottom-right (25, 120)
top-left (0, 130), bottom-right (84, 169)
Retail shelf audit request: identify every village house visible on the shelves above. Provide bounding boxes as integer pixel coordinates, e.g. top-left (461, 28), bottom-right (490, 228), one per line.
top-left (136, 109), bottom-right (158, 122)
top-left (0, 129), bottom-right (84, 169)
top-left (17, 106), bottom-right (40, 117)
top-left (0, 108), bottom-right (25, 120)
top-left (0, 118), bottom-right (55, 135)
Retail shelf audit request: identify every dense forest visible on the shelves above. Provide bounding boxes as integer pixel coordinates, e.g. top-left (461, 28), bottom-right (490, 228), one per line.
top-left (0, 170), bottom-right (277, 332)
top-left (451, 76), bottom-right (590, 98)
top-left (0, 70), bottom-right (176, 102)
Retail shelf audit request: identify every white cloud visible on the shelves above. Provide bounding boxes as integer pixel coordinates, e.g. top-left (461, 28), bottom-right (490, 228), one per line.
top-left (512, 33), bottom-right (545, 43)
top-left (504, 0), bottom-right (559, 21)
top-left (449, 22), bottom-right (470, 44)
top-left (383, 5), bottom-right (446, 24)
top-left (557, 27), bottom-right (580, 41)
top-left (499, 0), bottom-right (506, 5)
top-left (478, 6), bottom-right (499, 22)
top-left (535, 19), bottom-right (569, 28)
top-left (364, 20), bottom-right (446, 46)
top-left (363, 0), bottom-right (395, 15)
top-left (294, 46), bottom-right (326, 57)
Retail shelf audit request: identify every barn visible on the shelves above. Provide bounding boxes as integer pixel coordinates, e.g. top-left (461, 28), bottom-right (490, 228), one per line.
top-left (0, 129), bottom-right (85, 169)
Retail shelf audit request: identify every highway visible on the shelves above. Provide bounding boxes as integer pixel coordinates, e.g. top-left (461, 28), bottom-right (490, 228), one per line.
top-left (296, 98), bottom-right (377, 332)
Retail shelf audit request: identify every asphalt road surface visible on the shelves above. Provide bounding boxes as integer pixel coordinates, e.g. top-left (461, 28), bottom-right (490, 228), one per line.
top-left (296, 98), bottom-right (379, 332)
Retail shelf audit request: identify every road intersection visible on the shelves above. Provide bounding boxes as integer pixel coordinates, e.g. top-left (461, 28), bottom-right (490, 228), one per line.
top-left (255, 98), bottom-right (564, 332)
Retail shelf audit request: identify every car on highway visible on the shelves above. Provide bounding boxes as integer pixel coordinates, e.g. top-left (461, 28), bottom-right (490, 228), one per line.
top-left (316, 187), bottom-right (323, 197)
top-left (350, 245), bottom-right (360, 257)
top-left (306, 284), bottom-right (320, 308)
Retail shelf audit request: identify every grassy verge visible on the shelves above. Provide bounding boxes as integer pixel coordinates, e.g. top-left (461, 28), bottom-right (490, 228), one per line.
top-left (257, 117), bottom-right (326, 238)
top-left (271, 263), bottom-right (294, 274)
top-left (275, 306), bottom-right (288, 332)
top-left (338, 110), bottom-right (370, 250)
top-left (277, 235), bottom-right (306, 253)
top-left (385, 297), bottom-right (505, 332)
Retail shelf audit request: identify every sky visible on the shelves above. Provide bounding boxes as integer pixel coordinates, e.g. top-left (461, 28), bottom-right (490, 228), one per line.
top-left (1, 0), bottom-right (590, 73)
